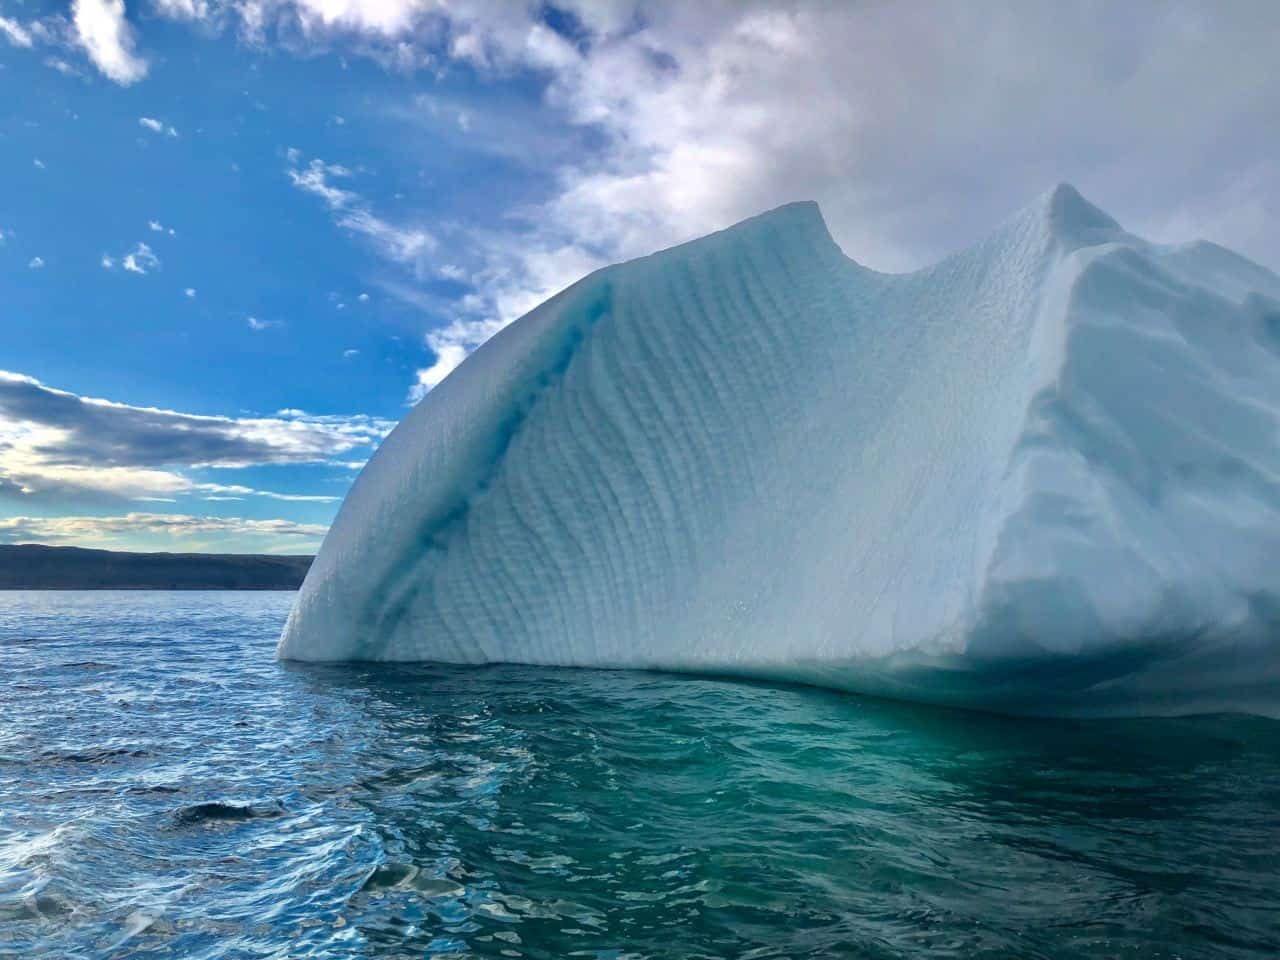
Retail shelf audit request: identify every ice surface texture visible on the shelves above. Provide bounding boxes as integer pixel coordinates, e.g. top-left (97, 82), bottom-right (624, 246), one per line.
top-left (280, 186), bottom-right (1280, 717)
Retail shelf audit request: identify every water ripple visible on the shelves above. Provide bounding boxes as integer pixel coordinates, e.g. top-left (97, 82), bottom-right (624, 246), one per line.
top-left (1, 591), bottom-right (1279, 958)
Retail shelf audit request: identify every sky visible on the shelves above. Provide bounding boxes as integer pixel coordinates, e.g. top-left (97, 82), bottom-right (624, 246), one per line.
top-left (1, 0), bottom-right (1278, 553)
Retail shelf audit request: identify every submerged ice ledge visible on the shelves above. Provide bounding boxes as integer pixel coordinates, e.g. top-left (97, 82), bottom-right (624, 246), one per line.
top-left (280, 185), bottom-right (1280, 718)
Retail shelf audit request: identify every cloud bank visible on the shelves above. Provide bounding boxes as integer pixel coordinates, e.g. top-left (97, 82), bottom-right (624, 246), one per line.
top-left (0, 370), bottom-right (393, 502)
top-left (0, 512), bottom-right (327, 551)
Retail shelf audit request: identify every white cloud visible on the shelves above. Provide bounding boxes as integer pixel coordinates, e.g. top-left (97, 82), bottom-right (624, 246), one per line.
top-left (73, 0), bottom-right (148, 85)
top-left (0, 512), bottom-right (327, 552)
top-left (287, 155), bottom-right (434, 264)
top-left (0, 15), bottom-right (33, 47)
top-left (33, 158), bottom-right (45, 169)
top-left (247, 316), bottom-right (279, 331)
top-left (357, 292), bottom-right (369, 302)
top-left (272, 0), bottom-right (428, 36)
top-left (103, 239), bottom-right (167, 274)
top-left (184, 287), bottom-right (196, 297)
top-left (288, 157), bottom-right (355, 206)
top-left (27, 257), bottom-right (45, 270)
top-left (409, 343), bottom-right (467, 399)
top-left (152, 0), bottom-right (210, 21)
top-left (121, 241), bottom-right (159, 274)
top-left (343, 348), bottom-right (360, 358)
top-left (139, 116), bottom-right (179, 136)
top-left (407, 312), bottom-right (506, 401)
top-left (148, 219), bottom-right (164, 231)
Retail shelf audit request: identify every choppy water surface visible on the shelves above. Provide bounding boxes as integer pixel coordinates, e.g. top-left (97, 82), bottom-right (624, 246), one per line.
top-left (2, 592), bottom-right (1279, 959)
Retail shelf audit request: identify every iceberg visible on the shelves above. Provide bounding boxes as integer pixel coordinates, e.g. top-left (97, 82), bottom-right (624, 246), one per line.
top-left (280, 185), bottom-right (1280, 717)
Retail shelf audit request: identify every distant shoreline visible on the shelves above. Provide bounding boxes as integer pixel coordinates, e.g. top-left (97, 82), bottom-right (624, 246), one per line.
top-left (0, 544), bottom-right (313, 590)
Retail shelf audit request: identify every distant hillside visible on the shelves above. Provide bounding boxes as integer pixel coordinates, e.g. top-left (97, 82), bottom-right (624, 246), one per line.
top-left (0, 544), bottom-right (313, 590)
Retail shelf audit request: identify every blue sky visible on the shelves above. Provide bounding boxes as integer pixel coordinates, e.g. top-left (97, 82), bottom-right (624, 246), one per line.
top-left (1, 0), bottom-right (1278, 552)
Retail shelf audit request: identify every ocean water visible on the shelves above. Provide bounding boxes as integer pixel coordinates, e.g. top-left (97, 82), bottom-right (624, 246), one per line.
top-left (2, 592), bottom-right (1278, 959)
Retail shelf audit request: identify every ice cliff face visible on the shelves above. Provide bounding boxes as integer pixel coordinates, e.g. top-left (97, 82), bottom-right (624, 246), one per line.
top-left (280, 185), bottom-right (1280, 717)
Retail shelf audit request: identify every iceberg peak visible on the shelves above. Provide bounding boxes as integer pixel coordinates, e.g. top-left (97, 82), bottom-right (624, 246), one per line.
top-left (743, 198), bottom-right (825, 228)
top-left (1038, 182), bottom-right (1123, 249)
top-left (662, 199), bottom-right (838, 262)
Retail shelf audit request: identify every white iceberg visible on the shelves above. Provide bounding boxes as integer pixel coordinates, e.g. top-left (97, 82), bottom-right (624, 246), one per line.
top-left (280, 185), bottom-right (1280, 717)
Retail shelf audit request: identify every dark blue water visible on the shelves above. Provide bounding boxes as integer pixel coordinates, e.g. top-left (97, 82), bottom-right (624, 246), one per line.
top-left (2, 592), bottom-right (1279, 959)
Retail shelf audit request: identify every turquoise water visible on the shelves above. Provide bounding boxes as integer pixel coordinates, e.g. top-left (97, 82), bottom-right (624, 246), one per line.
top-left (2, 592), bottom-right (1279, 959)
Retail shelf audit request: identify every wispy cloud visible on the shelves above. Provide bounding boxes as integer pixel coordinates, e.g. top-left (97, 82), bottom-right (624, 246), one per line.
top-left (73, 0), bottom-right (148, 85)
top-left (287, 155), bottom-right (434, 265)
top-left (45, 57), bottom-right (84, 77)
top-left (0, 370), bottom-right (393, 503)
top-left (193, 482), bottom-right (337, 503)
top-left (138, 116), bottom-right (179, 137)
top-left (0, 15), bottom-right (33, 48)
top-left (27, 257), bottom-right (45, 270)
top-left (0, 513), bottom-right (327, 552)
